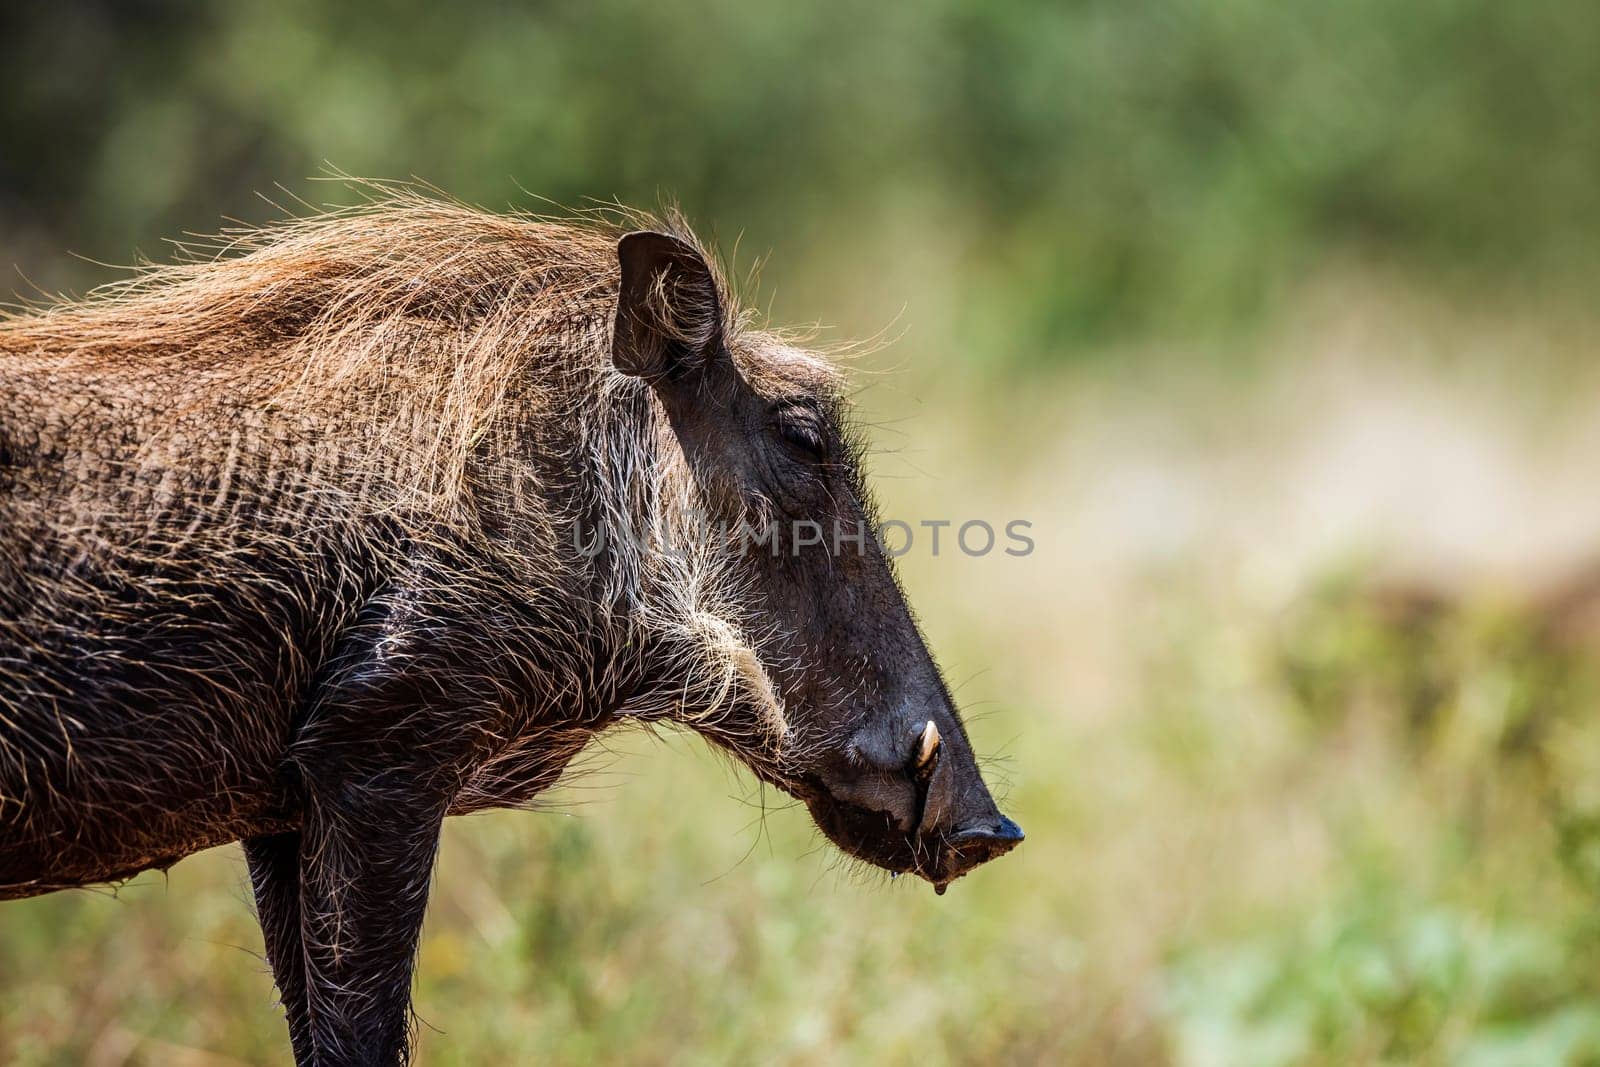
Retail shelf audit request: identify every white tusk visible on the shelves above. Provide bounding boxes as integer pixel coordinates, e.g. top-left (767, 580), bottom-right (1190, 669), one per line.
top-left (915, 720), bottom-right (941, 771)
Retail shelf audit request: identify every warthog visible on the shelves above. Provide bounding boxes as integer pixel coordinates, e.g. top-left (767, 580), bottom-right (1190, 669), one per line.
top-left (0, 193), bottom-right (1022, 1064)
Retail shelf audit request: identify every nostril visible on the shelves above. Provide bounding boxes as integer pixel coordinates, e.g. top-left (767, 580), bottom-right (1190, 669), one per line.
top-left (950, 815), bottom-right (1025, 845)
top-left (993, 815), bottom-right (1025, 842)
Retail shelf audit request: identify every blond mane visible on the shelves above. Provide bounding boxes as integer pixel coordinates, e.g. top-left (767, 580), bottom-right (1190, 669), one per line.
top-left (0, 188), bottom-right (791, 757)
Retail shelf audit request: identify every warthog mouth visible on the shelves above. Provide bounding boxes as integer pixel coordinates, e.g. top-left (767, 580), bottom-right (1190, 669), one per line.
top-left (801, 792), bottom-right (1025, 894)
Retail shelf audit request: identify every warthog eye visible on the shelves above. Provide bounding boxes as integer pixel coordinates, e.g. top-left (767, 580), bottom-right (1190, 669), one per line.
top-left (780, 424), bottom-right (824, 459)
top-left (774, 405), bottom-right (826, 461)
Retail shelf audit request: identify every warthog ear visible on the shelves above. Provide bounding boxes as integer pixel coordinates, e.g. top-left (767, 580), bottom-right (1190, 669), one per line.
top-left (613, 231), bottom-right (726, 383)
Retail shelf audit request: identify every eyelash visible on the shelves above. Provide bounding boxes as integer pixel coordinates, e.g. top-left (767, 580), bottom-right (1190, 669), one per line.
top-left (774, 408), bottom-right (826, 460)
top-left (779, 423), bottom-right (825, 458)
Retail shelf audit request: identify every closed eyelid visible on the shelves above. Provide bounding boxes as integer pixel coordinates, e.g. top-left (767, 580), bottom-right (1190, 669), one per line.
top-left (777, 422), bottom-right (826, 462)
top-left (773, 400), bottom-right (826, 439)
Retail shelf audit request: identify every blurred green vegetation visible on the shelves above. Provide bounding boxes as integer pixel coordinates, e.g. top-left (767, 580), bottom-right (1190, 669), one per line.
top-left (5, 2), bottom-right (1600, 1065)
top-left (4, 0), bottom-right (1600, 359)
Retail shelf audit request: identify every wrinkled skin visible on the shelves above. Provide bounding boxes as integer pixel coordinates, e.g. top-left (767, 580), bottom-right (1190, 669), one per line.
top-left (0, 218), bottom-right (1020, 1066)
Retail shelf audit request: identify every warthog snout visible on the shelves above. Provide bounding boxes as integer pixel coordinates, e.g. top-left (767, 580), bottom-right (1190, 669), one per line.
top-left (801, 704), bottom-right (1024, 893)
top-left (940, 816), bottom-right (1026, 886)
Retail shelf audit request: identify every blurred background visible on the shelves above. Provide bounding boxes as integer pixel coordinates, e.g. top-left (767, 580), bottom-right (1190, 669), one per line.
top-left (4, 1), bottom-right (1600, 1063)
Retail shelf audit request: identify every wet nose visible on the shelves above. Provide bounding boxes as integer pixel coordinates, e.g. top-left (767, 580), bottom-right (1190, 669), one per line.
top-left (931, 813), bottom-right (1025, 893)
top-left (951, 814), bottom-right (1025, 845)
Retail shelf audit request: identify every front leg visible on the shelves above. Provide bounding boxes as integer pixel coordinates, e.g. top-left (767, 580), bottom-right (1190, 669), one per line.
top-left (298, 780), bottom-right (448, 1066)
top-left (244, 832), bottom-right (314, 1065)
top-left (283, 566), bottom-right (553, 1063)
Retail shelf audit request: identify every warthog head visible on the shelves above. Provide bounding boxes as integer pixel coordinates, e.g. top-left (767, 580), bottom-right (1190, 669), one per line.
top-left (611, 231), bottom-right (1022, 892)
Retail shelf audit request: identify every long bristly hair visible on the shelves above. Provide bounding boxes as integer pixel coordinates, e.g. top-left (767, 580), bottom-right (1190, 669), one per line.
top-left (0, 187), bottom-right (792, 780)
